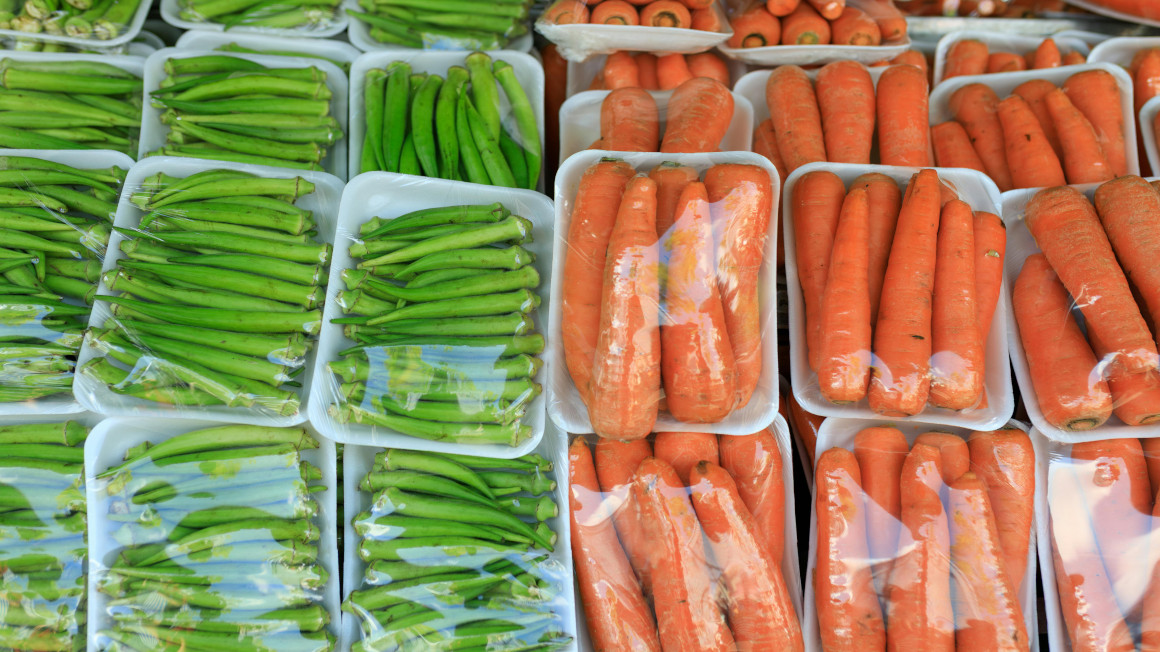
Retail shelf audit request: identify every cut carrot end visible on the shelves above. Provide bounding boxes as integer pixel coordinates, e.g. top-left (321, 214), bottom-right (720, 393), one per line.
top-left (742, 34), bottom-right (770, 47)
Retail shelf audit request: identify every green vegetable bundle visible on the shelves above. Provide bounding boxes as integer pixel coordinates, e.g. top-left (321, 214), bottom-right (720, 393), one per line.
top-left (213, 40), bottom-right (351, 74)
top-left (359, 52), bottom-right (541, 190)
top-left (327, 202), bottom-right (544, 448)
top-left (146, 55), bottom-right (342, 172)
top-left (0, 0), bottom-right (142, 40)
top-left (0, 420), bottom-right (89, 652)
top-left (345, 447), bottom-right (572, 652)
top-left (95, 424), bottom-right (335, 651)
top-left (177, 0), bottom-right (341, 31)
top-left (0, 155), bottom-right (122, 405)
top-left (78, 168), bottom-right (331, 418)
top-left (0, 58), bottom-right (142, 156)
top-left (347, 0), bottom-right (531, 50)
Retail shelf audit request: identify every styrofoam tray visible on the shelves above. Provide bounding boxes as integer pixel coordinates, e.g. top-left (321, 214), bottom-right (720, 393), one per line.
top-left (341, 423), bottom-right (577, 651)
top-left (347, 49), bottom-right (544, 190)
top-left (344, 0), bottom-right (532, 55)
top-left (1143, 96), bottom-right (1160, 175)
top-left (784, 162), bottom-right (1012, 430)
top-left (1000, 178), bottom-right (1160, 443)
top-left (160, 0), bottom-right (347, 39)
top-left (535, 0), bottom-right (731, 63)
top-left (1088, 35), bottom-right (1160, 67)
top-left (175, 30), bottom-right (361, 66)
top-left (734, 64), bottom-right (887, 129)
top-left (557, 89), bottom-right (754, 165)
top-left (73, 156), bottom-right (343, 427)
top-left (932, 30), bottom-right (1091, 86)
top-left (84, 417), bottom-right (340, 651)
top-left (307, 172), bottom-right (553, 459)
top-left (138, 48), bottom-right (349, 180)
top-left (804, 417), bottom-right (1040, 652)
top-left (564, 52), bottom-right (747, 97)
top-left (547, 150), bottom-right (781, 436)
top-left (0, 0), bottom-right (153, 49)
top-left (1062, 0), bottom-right (1160, 29)
top-left (0, 149), bottom-right (134, 417)
top-left (1051, 30), bottom-right (1111, 48)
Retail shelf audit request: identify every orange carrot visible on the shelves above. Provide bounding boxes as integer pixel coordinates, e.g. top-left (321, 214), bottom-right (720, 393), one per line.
top-left (931, 121), bottom-right (987, 173)
top-left (793, 170), bottom-right (845, 371)
top-left (1026, 185), bottom-right (1158, 374)
top-left (1144, 438), bottom-right (1160, 499)
top-left (817, 187), bottom-right (872, 403)
top-left (1045, 87), bottom-right (1115, 184)
top-left (892, 49), bottom-right (929, 75)
top-left (814, 447), bottom-right (888, 652)
top-left (678, 0), bottom-right (714, 8)
top-left (650, 162), bottom-right (699, 238)
top-left (636, 53), bottom-right (659, 89)
top-left (705, 163), bottom-right (773, 408)
top-left (967, 428), bottom-right (1035, 591)
top-left (1093, 175), bottom-right (1160, 333)
top-left (727, 4), bottom-right (781, 48)
top-left (632, 457), bottom-right (736, 651)
top-left (831, 6), bottom-right (880, 45)
top-left (788, 391), bottom-right (822, 468)
top-left (851, 173), bottom-right (901, 328)
top-left (972, 210), bottom-right (1005, 352)
top-left (1063, 50), bottom-right (1086, 65)
top-left (805, 0), bottom-right (845, 20)
top-left (947, 471), bottom-right (1032, 652)
top-left (656, 53), bottom-right (694, 90)
top-left (589, 176), bottom-right (662, 440)
top-left (944, 39), bottom-right (989, 79)
top-left (1012, 79), bottom-right (1064, 160)
top-left (869, 169), bottom-right (940, 417)
top-left (640, 0), bottom-right (691, 27)
top-left (594, 438), bottom-right (657, 591)
top-left (589, 74), bottom-right (605, 91)
top-left (876, 64), bottom-right (933, 167)
top-left (691, 6), bottom-right (723, 31)
top-left (781, 1), bottom-right (830, 44)
top-left (752, 118), bottom-right (788, 186)
top-left (569, 438), bottom-right (662, 651)
top-left (815, 60), bottom-right (875, 164)
top-left (1132, 49), bottom-right (1160, 112)
top-left (1033, 37), bottom-right (1062, 68)
top-left (592, 0), bottom-right (639, 24)
top-left (543, 0), bottom-right (588, 23)
top-left (1011, 253), bottom-right (1113, 431)
top-left (654, 431), bottom-right (719, 484)
top-left (930, 199), bottom-right (984, 410)
top-left (986, 52), bottom-right (1027, 73)
top-left (914, 431), bottom-right (970, 484)
top-left (1090, 330), bottom-right (1160, 426)
top-left (689, 461), bottom-right (804, 652)
top-left (949, 83), bottom-right (1014, 191)
top-left (598, 88), bottom-right (659, 152)
top-left (853, 426), bottom-right (909, 595)
top-left (1063, 69), bottom-right (1129, 177)
top-left (719, 428), bottom-right (786, 563)
top-left (562, 161), bottom-right (636, 405)
top-left (686, 52), bottom-right (730, 85)
top-left (765, 65), bottom-right (826, 172)
top-left (661, 77), bottom-right (735, 153)
top-left (765, 0), bottom-right (801, 16)
top-left (602, 51), bottom-right (640, 89)
top-left (860, 0), bottom-right (907, 42)
top-left (997, 94), bottom-right (1066, 189)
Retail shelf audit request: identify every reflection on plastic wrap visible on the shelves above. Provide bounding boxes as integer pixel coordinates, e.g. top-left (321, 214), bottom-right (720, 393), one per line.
top-left (172, 0), bottom-right (343, 32)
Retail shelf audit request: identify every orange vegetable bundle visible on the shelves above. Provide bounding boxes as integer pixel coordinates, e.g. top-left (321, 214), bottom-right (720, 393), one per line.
top-left (592, 77), bottom-right (735, 155)
top-left (726, 0), bottom-right (905, 47)
top-left (590, 51), bottom-right (732, 92)
top-left (542, 0), bottom-right (725, 29)
top-left (942, 37), bottom-right (1086, 82)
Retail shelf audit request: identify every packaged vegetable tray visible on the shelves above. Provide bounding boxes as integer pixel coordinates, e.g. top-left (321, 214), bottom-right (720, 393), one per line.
top-left (0, 0), bottom-right (153, 49)
top-left (174, 29), bottom-right (362, 72)
top-left (932, 30), bottom-right (1090, 86)
top-left (159, 0), bottom-right (348, 40)
top-left (343, 0), bottom-right (533, 54)
top-left (564, 50), bottom-right (748, 98)
top-left (535, 0), bottom-right (733, 62)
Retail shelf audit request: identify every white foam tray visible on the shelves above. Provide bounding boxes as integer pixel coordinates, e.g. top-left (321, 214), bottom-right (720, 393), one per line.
top-left (783, 162), bottom-right (1012, 429)
top-left (733, 64), bottom-right (887, 131)
top-left (0, 0), bottom-right (153, 49)
top-left (84, 417), bottom-right (340, 651)
top-left (138, 48), bottom-right (349, 180)
top-left (932, 30), bottom-right (1091, 86)
top-left (160, 0), bottom-right (347, 39)
top-left (565, 52), bottom-right (748, 97)
top-left (547, 150), bottom-right (781, 436)
top-left (175, 30), bottom-right (361, 66)
top-left (307, 172), bottom-right (553, 459)
top-left (1088, 35), bottom-right (1160, 67)
top-left (343, 0), bottom-right (532, 55)
top-left (1062, 0), bottom-right (1160, 29)
top-left (1143, 96), bottom-right (1160, 175)
top-left (804, 417), bottom-right (1040, 652)
top-left (73, 156), bottom-right (343, 427)
top-left (535, 1), bottom-right (731, 63)
top-left (557, 88), bottom-right (754, 165)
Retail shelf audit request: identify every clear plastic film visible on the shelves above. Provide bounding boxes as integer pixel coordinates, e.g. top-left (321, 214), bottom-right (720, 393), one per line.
top-left (0, 0), bottom-right (151, 48)
top-left (74, 156), bottom-right (343, 426)
top-left (340, 433), bottom-right (576, 652)
top-left (86, 418), bottom-right (340, 651)
top-left (173, 31), bottom-right (361, 74)
top-left (343, 0), bottom-right (530, 52)
top-left (166, 0), bottom-right (345, 35)
top-left (933, 31), bottom-right (1091, 85)
top-left (534, 0), bottom-right (733, 62)
top-left (0, 418), bottom-right (91, 651)
top-left (564, 50), bottom-right (750, 98)
top-left (568, 422), bottom-right (803, 651)
top-left (806, 419), bottom-right (1038, 652)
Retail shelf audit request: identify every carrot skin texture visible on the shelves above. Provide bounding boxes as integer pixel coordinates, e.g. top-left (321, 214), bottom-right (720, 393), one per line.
top-left (1133, 49), bottom-right (1160, 112)
top-left (816, 61), bottom-right (876, 164)
top-left (599, 88), bottom-right (660, 152)
top-left (543, 0), bottom-right (589, 23)
top-left (853, 426), bottom-right (909, 595)
top-left (719, 428), bottom-right (786, 563)
top-left (654, 431), bottom-right (719, 484)
top-left (817, 187), bottom-right (872, 404)
top-left (944, 39), bottom-right (989, 79)
top-left (592, 0), bottom-right (640, 25)
top-left (997, 94), bottom-right (1066, 189)
top-left (987, 52), bottom-right (1027, 73)
top-left (656, 53), bottom-right (694, 91)
top-left (972, 211), bottom-right (1005, 355)
top-left (830, 6), bottom-right (881, 45)
top-left (727, 4), bottom-right (781, 48)
top-left (766, 0), bottom-right (801, 16)
top-left (930, 199), bottom-right (984, 410)
top-left (1033, 37), bottom-right (1062, 68)
top-left (1012, 79), bottom-right (1065, 160)
top-left (876, 64), bottom-right (933, 167)
top-left (949, 84), bottom-right (1014, 191)
top-left (852, 173), bottom-right (901, 328)
top-left (752, 118), bottom-right (788, 186)
top-left (602, 51), bottom-right (641, 88)
top-left (892, 49), bottom-right (928, 75)
top-left (966, 429), bottom-right (1034, 590)
top-left (781, 1), bottom-right (830, 44)
top-left (691, 6), bottom-right (723, 31)
top-left (765, 65), bottom-right (826, 173)
top-left (1093, 175), bottom-right (1160, 335)
top-left (594, 438), bottom-right (656, 592)
top-left (640, 0), bottom-right (691, 27)
top-left (792, 170), bottom-right (845, 372)
top-left (636, 53), bottom-right (659, 89)
top-left (788, 391), bottom-right (821, 468)
top-left (661, 77), bottom-right (734, 153)
top-left (1064, 70), bottom-right (1130, 177)
top-left (914, 431), bottom-right (970, 485)
top-left (806, 0), bottom-right (845, 21)
top-left (861, 0), bottom-right (906, 41)
top-left (1045, 87), bottom-right (1115, 184)
top-left (650, 162), bottom-right (700, 239)
top-left (931, 120), bottom-right (988, 173)
top-left (686, 52), bottom-right (730, 86)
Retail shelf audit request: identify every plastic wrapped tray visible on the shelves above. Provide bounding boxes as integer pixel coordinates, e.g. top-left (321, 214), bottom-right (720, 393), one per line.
top-left (343, 1), bottom-right (533, 55)
top-left (1087, 35), bottom-right (1160, 67)
top-left (1143, 96), bottom-right (1160, 175)
top-left (175, 30), bottom-right (362, 66)
top-left (0, 0), bottom-right (153, 49)
top-left (564, 52), bottom-right (747, 97)
top-left (733, 64), bottom-right (887, 129)
top-left (535, 1), bottom-right (731, 62)
top-left (931, 30), bottom-right (1091, 86)
top-left (1061, 0), bottom-right (1160, 30)
top-left (160, 0), bottom-right (348, 39)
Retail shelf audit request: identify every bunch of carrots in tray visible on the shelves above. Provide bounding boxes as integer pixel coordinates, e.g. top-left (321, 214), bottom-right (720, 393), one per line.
top-left (562, 159), bottom-right (773, 439)
top-left (815, 426), bottom-right (1035, 651)
top-left (933, 69), bottom-right (1130, 190)
top-left (541, 0), bottom-right (723, 29)
top-left (943, 37), bottom-right (1087, 78)
top-left (1012, 177), bottom-right (1160, 432)
top-left (570, 429), bottom-right (803, 651)
top-left (592, 77), bottom-right (735, 153)
top-left (726, 0), bottom-right (907, 48)
top-left (794, 168), bottom-right (1005, 415)
top-left (588, 50), bottom-right (731, 90)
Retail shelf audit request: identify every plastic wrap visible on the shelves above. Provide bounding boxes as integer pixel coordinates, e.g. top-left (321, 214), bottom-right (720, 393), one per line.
top-left (174, 30), bottom-right (361, 72)
top-left (160, 0), bottom-right (347, 39)
top-left (138, 48), bottom-right (349, 180)
top-left (0, 0), bottom-right (152, 49)
top-left (1059, 0), bottom-right (1160, 29)
top-left (308, 171), bottom-right (552, 458)
top-left (74, 156), bottom-right (342, 426)
top-left (569, 419), bottom-right (803, 651)
top-left (564, 51), bottom-right (748, 98)
top-left (340, 433), bottom-right (575, 651)
top-left (1143, 96), bottom-right (1160, 176)
top-left (535, 0), bottom-right (732, 62)
top-left (85, 417), bottom-right (340, 651)
top-left (343, 0), bottom-right (532, 54)
top-left (932, 30), bottom-right (1090, 85)
top-left (805, 418), bottom-right (1039, 651)
top-left (345, 3), bottom-right (533, 56)
top-left (780, 374), bottom-right (817, 492)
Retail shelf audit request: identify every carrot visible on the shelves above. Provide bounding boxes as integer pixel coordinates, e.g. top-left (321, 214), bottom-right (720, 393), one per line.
top-left (967, 429), bottom-right (1035, 591)
top-left (1032, 37), bottom-right (1062, 68)
top-left (830, 6), bottom-right (880, 45)
top-left (1063, 69), bottom-right (1130, 177)
top-left (594, 438), bottom-right (657, 592)
top-left (815, 60), bottom-right (875, 164)
top-left (817, 187), bottom-right (872, 404)
top-left (691, 6), bottom-right (723, 30)
top-left (654, 431), bottom-right (719, 484)
top-left (1090, 330), bottom-right (1160, 426)
top-left (1093, 175), bottom-right (1160, 333)
top-left (589, 74), bottom-right (605, 91)
top-left (851, 173), bottom-right (901, 328)
top-left (1011, 79), bottom-right (1064, 161)
top-left (635, 53), bottom-right (659, 89)
top-left (650, 162), bottom-right (699, 237)
top-left (719, 428), bottom-right (786, 563)
top-left (972, 210), bottom-right (1005, 352)
top-left (986, 52), bottom-right (1027, 73)
top-left (661, 77), bottom-right (734, 153)
top-left (947, 471), bottom-right (1032, 652)
top-left (876, 64), bottom-right (933, 167)
top-left (592, 0), bottom-right (639, 24)
top-left (885, 443), bottom-right (955, 652)
top-left (686, 52), bottom-right (730, 86)
top-left (705, 163), bottom-right (773, 408)
top-left (752, 118), bottom-right (788, 187)
top-left (781, 1), bottom-right (830, 44)
top-left (949, 83), bottom-right (1014, 191)
top-left (997, 95), bottom-right (1066, 189)
top-left (598, 88), bottom-right (660, 152)
top-left (632, 457), bottom-right (736, 651)
top-left (944, 39), bottom-right (989, 79)
top-left (678, 0), bottom-right (714, 9)
top-left (869, 169), bottom-right (941, 417)
top-left (1026, 186), bottom-right (1158, 374)
top-left (814, 447), bottom-right (888, 652)
top-left (931, 121), bottom-right (987, 173)
top-left (1011, 253), bottom-right (1113, 431)
top-left (689, 461), bottom-right (804, 652)
top-left (853, 426), bottom-right (909, 595)
top-left (640, 0), bottom-right (691, 27)
top-left (892, 49), bottom-right (929, 75)
top-left (792, 170), bottom-right (845, 371)
top-left (656, 53), bottom-right (694, 90)
top-left (805, 0), bottom-right (845, 20)
top-left (568, 438), bottom-right (662, 651)
top-left (589, 176), bottom-right (662, 440)
top-left (788, 391), bottom-right (821, 468)
top-left (727, 4), bottom-right (781, 48)
top-left (765, 0), bottom-right (801, 16)
top-left (1045, 87), bottom-right (1115, 184)
top-left (766, 65), bottom-right (826, 173)
top-left (1132, 49), bottom-right (1160, 112)
top-left (930, 199), bottom-right (985, 410)
top-left (914, 431), bottom-right (970, 484)
top-left (1063, 50), bottom-right (1086, 65)
top-left (860, 0), bottom-right (906, 41)
top-left (602, 51), bottom-right (640, 89)
top-left (562, 161), bottom-right (636, 406)
top-left (543, 0), bottom-right (588, 23)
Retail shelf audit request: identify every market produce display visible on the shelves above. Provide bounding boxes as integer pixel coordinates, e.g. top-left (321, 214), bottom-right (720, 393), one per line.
top-left (0, 420), bottom-right (88, 651)
top-left (79, 166), bottom-right (329, 418)
top-left (347, 0), bottom-right (532, 51)
top-left (541, 0), bottom-right (724, 30)
top-left (587, 50), bottom-right (732, 90)
top-left (0, 155), bottom-right (122, 406)
top-left (325, 201), bottom-right (545, 447)
top-left (0, 58), bottom-right (142, 155)
top-left (590, 77), bottom-right (735, 153)
top-left (726, 0), bottom-right (907, 47)
top-left (208, 39), bottom-right (351, 73)
top-left (344, 446), bottom-right (573, 651)
top-left (174, 0), bottom-right (342, 31)
top-left (0, 0), bottom-right (143, 40)
top-left (943, 36), bottom-right (1086, 79)
top-left (357, 52), bottom-right (541, 190)
top-left (91, 423), bottom-right (335, 650)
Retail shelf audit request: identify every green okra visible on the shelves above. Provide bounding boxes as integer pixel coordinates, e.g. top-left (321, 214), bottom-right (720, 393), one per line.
top-left (143, 202), bottom-right (310, 235)
top-left (435, 66), bottom-right (468, 180)
top-left (465, 52), bottom-right (500, 142)
top-left (383, 61), bottom-right (411, 173)
top-left (329, 350), bottom-right (540, 383)
top-left (133, 518), bottom-right (319, 567)
top-left (336, 289), bottom-right (396, 316)
top-left (169, 74), bottom-right (331, 103)
top-left (114, 318), bottom-right (308, 363)
top-left (464, 95), bottom-right (516, 188)
top-left (437, 451), bottom-right (552, 472)
top-left (110, 604), bottom-right (329, 634)
top-left (498, 127), bottom-right (528, 190)
top-left (125, 332), bottom-right (294, 387)
top-left (497, 496), bottom-right (558, 521)
top-left (356, 514), bottom-right (507, 542)
top-left (375, 447), bottom-right (494, 498)
top-left (119, 238), bottom-right (188, 264)
top-left (410, 73), bottom-right (443, 177)
top-left (0, 67), bottom-right (141, 95)
top-left (99, 294), bottom-right (322, 334)
top-left (359, 470), bottom-right (493, 507)
top-left (358, 535), bottom-right (527, 563)
top-left (121, 229), bottom-right (330, 265)
top-left (376, 395), bottom-right (524, 425)
top-left (336, 403), bottom-right (532, 446)
top-left (0, 421), bottom-right (85, 446)
top-left (346, 375), bottom-right (541, 407)
top-left (455, 87), bottom-right (490, 186)
top-left (358, 215), bottom-right (531, 266)
top-left (105, 270), bottom-right (301, 313)
top-left (398, 131), bottom-right (421, 176)
top-left (362, 202), bottom-right (507, 239)
top-left (169, 121), bottom-right (324, 164)
top-left (479, 469), bottom-right (555, 495)
top-left (164, 55), bottom-right (266, 76)
top-left (494, 60), bottom-right (541, 190)
top-left (156, 96), bottom-right (331, 117)
top-left (363, 266), bottom-right (538, 304)
top-left (365, 289), bottom-right (538, 324)
top-left (362, 68), bottom-right (387, 173)
top-left (118, 260), bottom-right (320, 309)
top-left (404, 267), bottom-right (480, 288)
top-left (102, 425), bottom-right (311, 475)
